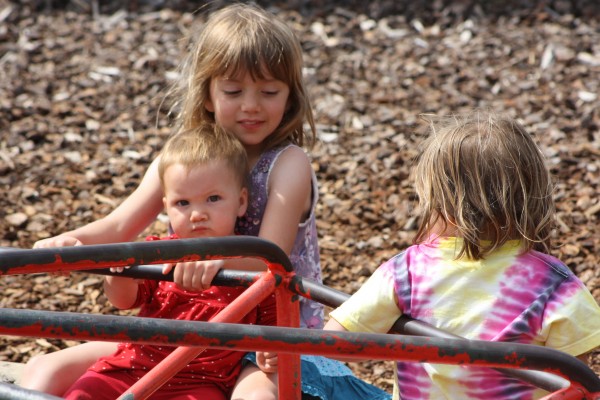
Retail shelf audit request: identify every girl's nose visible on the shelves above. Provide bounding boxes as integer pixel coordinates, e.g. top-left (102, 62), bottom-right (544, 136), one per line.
top-left (241, 93), bottom-right (259, 112)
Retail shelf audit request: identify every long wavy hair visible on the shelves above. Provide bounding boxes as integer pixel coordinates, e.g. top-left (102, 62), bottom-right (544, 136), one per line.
top-left (413, 111), bottom-right (555, 259)
top-left (170, 3), bottom-right (316, 149)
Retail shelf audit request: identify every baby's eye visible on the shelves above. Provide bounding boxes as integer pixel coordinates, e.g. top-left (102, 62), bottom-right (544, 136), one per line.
top-left (207, 195), bottom-right (221, 203)
top-left (175, 200), bottom-right (190, 207)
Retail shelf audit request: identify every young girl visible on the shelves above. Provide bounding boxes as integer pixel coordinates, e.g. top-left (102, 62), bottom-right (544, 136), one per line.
top-left (324, 111), bottom-right (600, 400)
top-left (62, 124), bottom-right (264, 400)
top-left (22, 3), bottom-right (390, 400)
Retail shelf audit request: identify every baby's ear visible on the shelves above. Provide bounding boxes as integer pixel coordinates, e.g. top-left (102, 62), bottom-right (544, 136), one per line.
top-left (238, 188), bottom-right (248, 217)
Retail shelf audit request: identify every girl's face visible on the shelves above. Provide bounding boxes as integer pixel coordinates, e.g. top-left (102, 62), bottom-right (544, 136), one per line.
top-left (162, 161), bottom-right (247, 239)
top-left (205, 71), bottom-right (290, 156)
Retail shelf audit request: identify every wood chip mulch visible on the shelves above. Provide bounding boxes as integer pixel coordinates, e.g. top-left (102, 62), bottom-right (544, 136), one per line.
top-left (1, 0), bottom-right (599, 393)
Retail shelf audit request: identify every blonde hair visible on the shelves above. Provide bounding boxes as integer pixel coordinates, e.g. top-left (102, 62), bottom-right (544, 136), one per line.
top-left (413, 111), bottom-right (555, 259)
top-left (158, 124), bottom-right (248, 189)
top-left (173, 3), bottom-right (316, 149)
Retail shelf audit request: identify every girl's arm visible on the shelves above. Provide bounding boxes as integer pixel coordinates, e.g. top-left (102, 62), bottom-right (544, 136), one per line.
top-left (323, 317), bottom-right (348, 332)
top-left (248, 146), bottom-right (314, 371)
top-left (34, 158), bottom-right (165, 247)
top-left (258, 146), bottom-right (313, 254)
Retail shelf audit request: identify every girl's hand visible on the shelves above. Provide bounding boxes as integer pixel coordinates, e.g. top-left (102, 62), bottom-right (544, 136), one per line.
top-left (163, 260), bottom-right (225, 291)
top-left (256, 351), bottom-right (278, 373)
top-left (33, 235), bottom-right (83, 276)
top-left (33, 235), bottom-right (82, 249)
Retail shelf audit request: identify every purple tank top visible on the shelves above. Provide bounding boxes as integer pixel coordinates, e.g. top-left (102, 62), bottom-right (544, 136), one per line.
top-left (236, 144), bottom-right (324, 329)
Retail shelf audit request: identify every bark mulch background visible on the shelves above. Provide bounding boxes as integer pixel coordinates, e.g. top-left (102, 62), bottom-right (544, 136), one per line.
top-left (1, 0), bottom-right (599, 393)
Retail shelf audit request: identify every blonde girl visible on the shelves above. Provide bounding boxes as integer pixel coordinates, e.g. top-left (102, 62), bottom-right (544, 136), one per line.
top-left (22, 3), bottom-right (390, 400)
top-left (325, 111), bottom-right (600, 399)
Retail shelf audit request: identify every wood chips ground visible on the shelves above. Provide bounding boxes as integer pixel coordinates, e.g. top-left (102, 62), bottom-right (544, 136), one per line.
top-left (1, 0), bottom-right (599, 395)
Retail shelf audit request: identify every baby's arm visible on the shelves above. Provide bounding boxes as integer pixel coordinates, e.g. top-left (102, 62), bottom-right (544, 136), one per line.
top-left (103, 275), bottom-right (139, 309)
top-left (34, 157), bottom-right (164, 248)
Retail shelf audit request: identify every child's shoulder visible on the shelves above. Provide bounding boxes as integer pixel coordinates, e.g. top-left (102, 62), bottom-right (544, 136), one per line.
top-left (272, 142), bottom-right (308, 159)
top-left (268, 144), bottom-right (312, 177)
top-left (255, 142), bottom-right (305, 169)
top-left (525, 250), bottom-right (574, 279)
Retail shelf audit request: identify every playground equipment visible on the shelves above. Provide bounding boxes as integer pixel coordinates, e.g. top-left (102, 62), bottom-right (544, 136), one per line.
top-left (0, 237), bottom-right (599, 400)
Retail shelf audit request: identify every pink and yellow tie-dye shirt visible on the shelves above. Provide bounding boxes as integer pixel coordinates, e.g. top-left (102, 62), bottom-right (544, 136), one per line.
top-left (330, 237), bottom-right (600, 400)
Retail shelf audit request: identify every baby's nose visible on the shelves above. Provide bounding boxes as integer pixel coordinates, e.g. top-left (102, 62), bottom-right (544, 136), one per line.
top-left (190, 209), bottom-right (208, 221)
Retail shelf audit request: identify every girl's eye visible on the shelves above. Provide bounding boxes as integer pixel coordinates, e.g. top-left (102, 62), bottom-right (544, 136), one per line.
top-left (175, 200), bottom-right (189, 207)
top-left (207, 195), bottom-right (221, 203)
top-left (262, 90), bottom-right (279, 96)
top-left (223, 90), bottom-right (241, 96)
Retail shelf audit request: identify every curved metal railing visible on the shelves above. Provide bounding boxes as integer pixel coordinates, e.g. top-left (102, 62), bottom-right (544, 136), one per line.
top-left (0, 239), bottom-right (598, 400)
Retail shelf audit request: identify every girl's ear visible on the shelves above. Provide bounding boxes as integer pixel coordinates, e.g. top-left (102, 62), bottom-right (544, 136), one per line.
top-left (205, 98), bottom-right (214, 112)
top-left (238, 188), bottom-right (248, 217)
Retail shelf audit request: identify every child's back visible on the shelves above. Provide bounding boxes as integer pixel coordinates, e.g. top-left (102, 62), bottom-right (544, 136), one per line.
top-left (327, 111), bottom-right (600, 399)
top-left (353, 237), bottom-right (599, 398)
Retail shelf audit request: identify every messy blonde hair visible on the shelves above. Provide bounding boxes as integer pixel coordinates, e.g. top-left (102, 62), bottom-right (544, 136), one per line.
top-left (413, 111), bottom-right (555, 259)
top-left (158, 124), bottom-right (248, 189)
top-left (173, 3), bottom-right (316, 149)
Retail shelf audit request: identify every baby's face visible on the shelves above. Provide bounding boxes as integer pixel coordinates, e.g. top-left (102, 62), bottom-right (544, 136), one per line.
top-left (162, 161), bottom-right (247, 239)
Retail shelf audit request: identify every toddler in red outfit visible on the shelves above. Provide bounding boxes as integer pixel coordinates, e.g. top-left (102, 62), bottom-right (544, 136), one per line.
top-left (64, 124), bottom-right (275, 400)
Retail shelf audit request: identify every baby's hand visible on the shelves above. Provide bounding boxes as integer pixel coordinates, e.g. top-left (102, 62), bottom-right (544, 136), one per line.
top-left (163, 260), bottom-right (224, 291)
top-left (109, 266), bottom-right (131, 273)
top-left (256, 352), bottom-right (278, 373)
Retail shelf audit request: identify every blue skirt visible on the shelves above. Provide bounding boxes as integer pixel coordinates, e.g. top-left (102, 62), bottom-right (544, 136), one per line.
top-left (243, 353), bottom-right (391, 400)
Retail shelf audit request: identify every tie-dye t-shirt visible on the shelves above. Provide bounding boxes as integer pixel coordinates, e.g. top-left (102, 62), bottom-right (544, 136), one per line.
top-left (330, 237), bottom-right (600, 400)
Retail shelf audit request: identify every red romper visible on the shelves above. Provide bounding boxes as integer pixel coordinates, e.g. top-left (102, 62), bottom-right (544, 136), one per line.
top-left (64, 236), bottom-right (276, 400)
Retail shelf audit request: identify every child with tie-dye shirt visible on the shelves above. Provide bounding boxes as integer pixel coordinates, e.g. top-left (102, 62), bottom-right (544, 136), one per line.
top-left (325, 111), bottom-right (600, 400)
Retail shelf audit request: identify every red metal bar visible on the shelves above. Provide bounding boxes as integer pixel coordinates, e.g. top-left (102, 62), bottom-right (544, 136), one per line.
top-left (0, 237), bottom-right (295, 276)
top-left (1, 240), bottom-right (303, 400)
top-left (273, 272), bottom-right (302, 400)
top-left (88, 265), bottom-right (599, 395)
top-left (2, 308), bottom-right (599, 399)
top-left (540, 382), bottom-right (593, 400)
top-left (2, 242), bottom-right (599, 399)
top-left (118, 271), bottom-right (279, 400)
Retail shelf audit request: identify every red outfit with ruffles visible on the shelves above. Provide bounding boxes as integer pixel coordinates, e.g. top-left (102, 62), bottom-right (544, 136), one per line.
top-left (64, 235), bottom-right (276, 400)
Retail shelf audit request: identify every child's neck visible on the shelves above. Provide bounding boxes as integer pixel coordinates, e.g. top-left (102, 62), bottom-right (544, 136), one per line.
top-left (430, 218), bottom-right (519, 242)
top-left (429, 218), bottom-right (458, 237)
top-left (245, 144), bottom-right (268, 169)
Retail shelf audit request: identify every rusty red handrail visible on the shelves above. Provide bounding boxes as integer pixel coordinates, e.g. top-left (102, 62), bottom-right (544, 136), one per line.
top-left (1, 240), bottom-right (599, 400)
top-left (0, 308), bottom-right (599, 399)
top-left (0, 238), bottom-right (302, 400)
